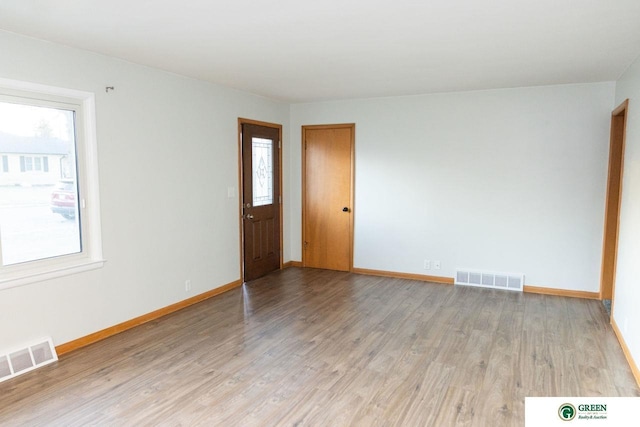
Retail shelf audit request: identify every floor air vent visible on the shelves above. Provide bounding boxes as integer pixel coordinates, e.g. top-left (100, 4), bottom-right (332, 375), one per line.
top-left (455, 269), bottom-right (524, 292)
top-left (0, 337), bottom-right (58, 383)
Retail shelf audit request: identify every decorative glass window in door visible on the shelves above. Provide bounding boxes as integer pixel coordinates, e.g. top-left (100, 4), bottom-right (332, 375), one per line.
top-left (252, 137), bottom-right (273, 207)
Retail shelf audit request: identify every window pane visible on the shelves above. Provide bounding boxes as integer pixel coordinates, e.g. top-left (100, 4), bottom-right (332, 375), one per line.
top-left (0, 101), bottom-right (81, 266)
top-left (252, 137), bottom-right (273, 207)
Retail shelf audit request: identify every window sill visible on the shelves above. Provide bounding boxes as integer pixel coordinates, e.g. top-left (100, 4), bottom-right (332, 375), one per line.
top-left (0, 259), bottom-right (105, 291)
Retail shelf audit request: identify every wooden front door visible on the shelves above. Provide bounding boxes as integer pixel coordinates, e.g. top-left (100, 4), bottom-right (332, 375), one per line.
top-left (303, 124), bottom-right (354, 271)
top-left (241, 122), bottom-right (281, 281)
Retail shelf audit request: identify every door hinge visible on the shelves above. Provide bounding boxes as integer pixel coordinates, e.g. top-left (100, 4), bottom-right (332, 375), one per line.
top-left (278, 140), bottom-right (281, 149)
top-left (279, 195), bottom-right (282, 204)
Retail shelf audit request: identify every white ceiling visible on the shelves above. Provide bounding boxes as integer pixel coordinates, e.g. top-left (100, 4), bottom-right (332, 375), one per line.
top-left (1, 0), bottom-right (640, 102)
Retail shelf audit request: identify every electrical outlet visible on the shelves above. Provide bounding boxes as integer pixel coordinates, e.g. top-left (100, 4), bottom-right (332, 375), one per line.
top-left (185, 280), bottom-right (191, 292)
top-left (434, 261), bottom-right (441, 270)
top-left (424, 260), bottom-right (431, 270)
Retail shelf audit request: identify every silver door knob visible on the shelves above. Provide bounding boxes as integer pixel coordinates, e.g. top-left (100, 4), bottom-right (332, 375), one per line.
top-left (245, 214), bottom-right (254, 220)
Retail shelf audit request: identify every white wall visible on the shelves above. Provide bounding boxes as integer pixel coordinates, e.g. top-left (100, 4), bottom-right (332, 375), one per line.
top-left (289, 83), bottom-right (615, 292)
top-left (613, 53), bottom-right (640, 374)
top-left (0, 31), bottom-right (289, 349)
top-left (0, 28), bottom-right (623, 356)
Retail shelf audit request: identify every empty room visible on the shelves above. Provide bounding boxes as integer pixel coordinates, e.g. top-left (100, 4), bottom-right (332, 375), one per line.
top-left (1, 1), bottom-right (640, 426)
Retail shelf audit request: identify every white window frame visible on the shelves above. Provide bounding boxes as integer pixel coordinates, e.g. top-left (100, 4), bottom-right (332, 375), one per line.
top-left (0, 78), bottom-right (104, 290)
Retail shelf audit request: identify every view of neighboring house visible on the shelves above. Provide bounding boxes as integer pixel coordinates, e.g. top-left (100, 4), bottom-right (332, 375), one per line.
top-left (0, 132), bottom-right (71, 186)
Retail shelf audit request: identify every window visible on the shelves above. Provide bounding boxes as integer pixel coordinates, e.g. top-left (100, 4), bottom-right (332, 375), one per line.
top-left (19, 156), bottom-right (49, 172)
top-left (0, 78), bottom-right (103, 289)
top-left (252, 137), bottom-right (274, 207)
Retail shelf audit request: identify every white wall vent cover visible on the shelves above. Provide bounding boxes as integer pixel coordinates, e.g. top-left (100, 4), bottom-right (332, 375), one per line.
top-left (455, 269), bottom-right (524, 292)
top-left (0, 337), bottom-right (58, 383)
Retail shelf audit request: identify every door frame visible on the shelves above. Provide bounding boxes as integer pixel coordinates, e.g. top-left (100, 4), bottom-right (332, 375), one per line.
top-left (301, 123), bottom-right (355, 271)
top-left (238, 118), bottom-right (283, 282)
top-left (599, 99), bottom-right (629, 316)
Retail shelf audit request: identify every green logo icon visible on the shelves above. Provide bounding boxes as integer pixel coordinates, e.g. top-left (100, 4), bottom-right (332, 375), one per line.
top-left (558, 403), bottom-right (576, 421)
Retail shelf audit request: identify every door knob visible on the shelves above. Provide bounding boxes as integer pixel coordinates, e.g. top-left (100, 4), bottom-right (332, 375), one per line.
top-left (245, 214), bottom-right (254, 219)
top-left (342, 207), bottom-right (349, 212)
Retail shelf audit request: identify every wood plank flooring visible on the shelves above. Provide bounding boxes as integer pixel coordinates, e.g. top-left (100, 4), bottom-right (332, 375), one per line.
top-left (1, 268), bottom-right (638, 426)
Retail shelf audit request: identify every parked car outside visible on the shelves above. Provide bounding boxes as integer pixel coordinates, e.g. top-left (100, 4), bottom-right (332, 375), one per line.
top-left (50, 179), bottom-right (77, 219)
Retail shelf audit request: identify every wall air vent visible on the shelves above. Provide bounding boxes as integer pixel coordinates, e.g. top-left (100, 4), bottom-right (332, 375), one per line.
top-left (455, 269), bottom-right (524, 292)
top-left (0, 337), bottom-right (58, 383)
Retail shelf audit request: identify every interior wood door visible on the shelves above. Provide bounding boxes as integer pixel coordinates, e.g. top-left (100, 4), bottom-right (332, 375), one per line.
top-left (241, 122), bottom-right (281, 281)
top-left (303, 124), bottom-right (354, 271)
top-left (600, 99), bottom-right (628, 304)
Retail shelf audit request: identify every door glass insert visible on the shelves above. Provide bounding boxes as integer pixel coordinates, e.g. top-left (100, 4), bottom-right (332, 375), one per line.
top-left (252, 137), bottom-right (273, 207)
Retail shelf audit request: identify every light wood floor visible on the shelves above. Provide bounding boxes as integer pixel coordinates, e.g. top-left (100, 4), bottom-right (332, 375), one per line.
top-left (1, 268), bottom-right (638, 426)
